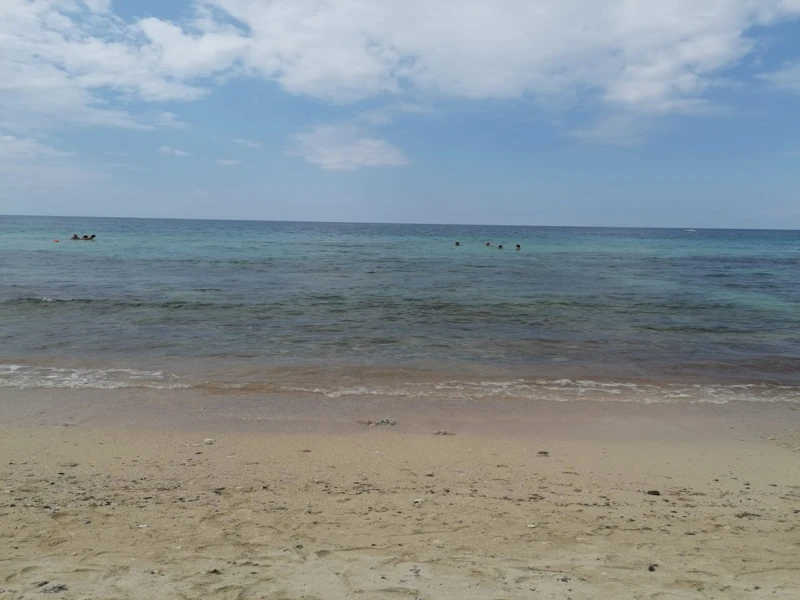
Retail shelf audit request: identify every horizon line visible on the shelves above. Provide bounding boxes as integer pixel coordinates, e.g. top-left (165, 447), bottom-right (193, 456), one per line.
top-left (2, 213), bottom-right (799, 232)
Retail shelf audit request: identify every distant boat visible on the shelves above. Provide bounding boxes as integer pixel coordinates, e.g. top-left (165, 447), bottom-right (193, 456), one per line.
top-left (684, 229), bottom-right (697, 232)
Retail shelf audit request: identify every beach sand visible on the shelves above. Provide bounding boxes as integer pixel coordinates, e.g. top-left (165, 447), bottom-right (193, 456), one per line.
top-left (1, 391), bottom-right (799, 599)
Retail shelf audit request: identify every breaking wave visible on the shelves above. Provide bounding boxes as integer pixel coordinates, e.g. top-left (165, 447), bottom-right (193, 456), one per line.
top-left (2, 364), bottom-right (799, 404)
top-left (0, 364), bottom-right (189, 390)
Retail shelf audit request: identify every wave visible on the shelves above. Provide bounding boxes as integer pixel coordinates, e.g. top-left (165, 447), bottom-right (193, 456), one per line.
top-left (0, 364), bottom-right (189, 390)
top-left (279, 378), bottom-right (800, 404)
top-left (2, 364), bottom-right (799, 404)
top-left (3, 297), bottom-right (84, 304)
top-left (0, 296), bottom-right (759, 324)
top-left (0, 297), bottom-right (246, 310)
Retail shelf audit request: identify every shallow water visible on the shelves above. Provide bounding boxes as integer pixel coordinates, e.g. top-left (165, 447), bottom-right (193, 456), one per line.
top-left (2, 215), bottom-right (799, 402)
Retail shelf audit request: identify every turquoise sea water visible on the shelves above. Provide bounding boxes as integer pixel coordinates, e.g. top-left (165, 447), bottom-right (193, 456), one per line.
top-left (1, 215), bottom-right (799, 403)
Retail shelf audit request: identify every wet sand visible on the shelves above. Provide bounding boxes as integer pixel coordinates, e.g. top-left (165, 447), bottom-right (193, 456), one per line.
top-left (1, 390), bottom-right (799, 599)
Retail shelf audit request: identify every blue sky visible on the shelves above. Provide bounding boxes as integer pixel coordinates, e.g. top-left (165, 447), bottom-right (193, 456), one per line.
top-left (1, 0), bottom-right (799, 228)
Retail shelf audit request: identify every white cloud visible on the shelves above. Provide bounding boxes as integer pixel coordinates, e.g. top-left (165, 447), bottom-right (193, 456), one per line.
top-left (288, 124), bottom-right (409, 170)
top-left (159, 145), bottom-right (191, 157)
top-left (1, 0), bottom-right (800, 145)
top-left (761, 60), bottom-right (800, 93)
top-left (569, 113), bottom-right (664, 146)
top-left (156, 112), bottom-right (189, 129)
top-left (138, 16), bottom-right (248, 81)
top-left (0, 0), bottom-right (231, 135)
top-left (83, 0), bottom-right (113, 13)
top-left (215, 158), bottom-right (241, 166)
top-left (231, 138), bottom-right (262, 149)
top-left (0, 133), bottom-right (71, 159)
top-left (199, 0), bottom-right (800, 113)
top-left (0, 130), bottom-right (103, 195)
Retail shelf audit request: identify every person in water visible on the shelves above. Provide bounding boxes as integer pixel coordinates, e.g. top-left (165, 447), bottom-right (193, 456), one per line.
top-left (71, 234), bottom-right (79, 240)
top-left (82, 235), bottom-right (90, 240)
top-left (498, 244), bottom-right (503, 249)
top-left (485, 242), bottom-right (491, 246)
top-left (454, 241), bottom-right (460, 246)
top-left (515, 244), bottom-right (521, 251)
top-left (89, 235), bottom-right (96, 240)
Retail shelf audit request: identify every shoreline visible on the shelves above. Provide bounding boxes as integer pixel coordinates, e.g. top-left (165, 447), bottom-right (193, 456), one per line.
top-left (2, 387), bottom-right (800, 441)
top-left (2, 391), bottom-right (800, 598)
top-left (3, 360), bottom-right (800, 409)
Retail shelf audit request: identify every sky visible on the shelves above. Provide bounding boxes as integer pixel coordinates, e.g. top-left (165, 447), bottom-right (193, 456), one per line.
top-left (1, 0), bottom-right (799, 228)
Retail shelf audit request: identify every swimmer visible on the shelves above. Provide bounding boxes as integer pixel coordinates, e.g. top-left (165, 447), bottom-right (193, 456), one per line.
top-left (498, 244), bottom-right (503, 249)
top-left (89, 235), bottom-right (96, 240)
top-left (515, 244), bottom-right (521, 251)
top-left (485, 242), bottom-right (491, 246)
top-left (82, 235), bottom-right (90, 240)
top-left (71, 234), bottom-right (79, 240)
top-left (454, 241), bottom-right (461, 246)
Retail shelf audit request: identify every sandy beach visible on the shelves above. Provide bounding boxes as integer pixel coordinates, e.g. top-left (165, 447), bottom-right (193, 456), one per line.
top-left (1, 390), bottom-right (799, 599)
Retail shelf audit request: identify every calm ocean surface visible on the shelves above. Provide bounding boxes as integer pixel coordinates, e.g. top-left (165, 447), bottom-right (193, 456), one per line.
top-left (2, 215), bottom-right (799, 403)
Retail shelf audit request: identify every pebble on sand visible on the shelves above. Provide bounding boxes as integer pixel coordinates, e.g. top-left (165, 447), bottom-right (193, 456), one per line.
top-left (646, 490), bottom-right (661, 496)
top-left (204, 438), bottom-right (216, 445)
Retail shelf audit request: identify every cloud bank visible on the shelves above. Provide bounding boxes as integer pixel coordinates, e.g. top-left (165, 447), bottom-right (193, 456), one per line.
top-left (2, 0), bottom-right (800, 166)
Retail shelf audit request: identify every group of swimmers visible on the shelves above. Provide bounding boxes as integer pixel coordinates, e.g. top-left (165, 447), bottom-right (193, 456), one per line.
top-left (454, 241), bottom-right (521, 250)
top-left (70, 234), bottom-right (96, 241)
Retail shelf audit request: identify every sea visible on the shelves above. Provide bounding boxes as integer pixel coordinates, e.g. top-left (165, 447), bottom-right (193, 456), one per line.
top-left (2, 215), bottom-right (799, 405)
